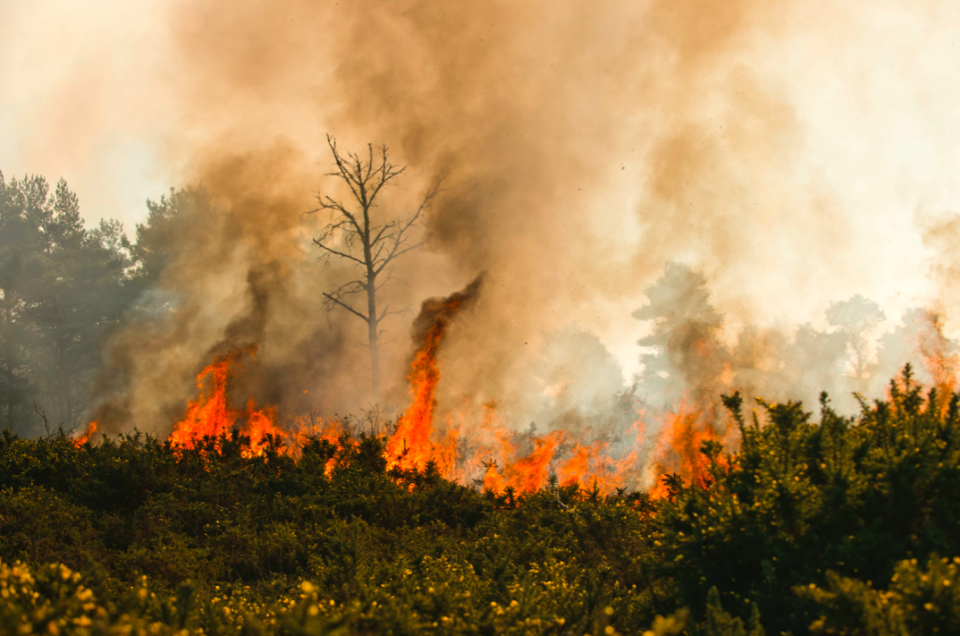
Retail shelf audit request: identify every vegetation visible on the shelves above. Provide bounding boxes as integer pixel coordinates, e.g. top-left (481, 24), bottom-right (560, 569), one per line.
top-left (0, 173), bottom-right (138, 434)
top-left (0, 430), bottom-right (665, 635)
top-left (0, 172), bottom-right (214, 437)
top-left (0, 367), bottom-right (958, 634)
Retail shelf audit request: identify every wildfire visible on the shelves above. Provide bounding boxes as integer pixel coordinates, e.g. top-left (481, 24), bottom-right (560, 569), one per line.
top-left (647, 401), bottom-right (725, 499)
top-left (380, 277), bottom-right (654, 496)
top-left (73, 421), bottom-right (97, 446)
top-left (482, 430), bottom-right (563, 494)
top-left (386, 279), bottom-right (482, 472)
top-left (73, 276), bottom-right (744, 500)
top-left (558, 439), bottom-right (641, 495)
top-left (916, 311), bottom-right (960, 412)
top-left (169, 352), bottom-right (238, 448)
top-left (168, 347), bottom-right (292, 456)
top-left (74, 331), bottom-right (725, 500)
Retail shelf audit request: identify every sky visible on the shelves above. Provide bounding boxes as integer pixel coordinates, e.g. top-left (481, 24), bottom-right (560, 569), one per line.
top-left (0, 0), bottom-right (172, 229)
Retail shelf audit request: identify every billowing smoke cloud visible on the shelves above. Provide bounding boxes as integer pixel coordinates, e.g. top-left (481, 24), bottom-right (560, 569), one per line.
top-left (85, 0), bottom-right (960, 437)
top-left (90, 144), bottom-right (358, 434)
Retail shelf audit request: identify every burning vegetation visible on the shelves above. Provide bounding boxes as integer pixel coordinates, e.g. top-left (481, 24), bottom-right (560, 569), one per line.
top-left (8, 363), bottom-right (960, 635)
top-left (8, 1), bottom-right (960, 632)
top-left (67, 259), bottom-right (960, 503)
top-left (74, 273), bottom-right (733, 499)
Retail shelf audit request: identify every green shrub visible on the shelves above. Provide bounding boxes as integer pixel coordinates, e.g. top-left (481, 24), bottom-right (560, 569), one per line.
top-left (797, 555), bottom-right (960, 635)
top-left (659, 367), bottom-right (960, 633)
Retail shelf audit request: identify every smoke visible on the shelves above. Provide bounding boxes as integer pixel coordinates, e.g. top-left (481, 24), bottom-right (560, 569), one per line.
top-left (77, 0), bottom-right (960, 436)
top-left (90, 144), bottom-right (356, 434)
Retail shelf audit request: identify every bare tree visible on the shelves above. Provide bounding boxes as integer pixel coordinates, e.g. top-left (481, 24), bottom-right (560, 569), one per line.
top-left (313, 135), bottom-right (436, 399)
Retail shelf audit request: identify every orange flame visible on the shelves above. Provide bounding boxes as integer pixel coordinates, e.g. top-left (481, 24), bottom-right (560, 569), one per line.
top-left (483, 430), bottom-right (564, 494)
top-left (648, 401), bottom-right (724, 499)
top-left (289, 413), bottom-right (346, 474)
top-left (73, 421), bottom-right (97, 446)
top-left (386, 282), bottom-right (480, 473)
top-left (92, 276), bottom-right (769, 502)
top-left (242, 400), bottom-right (283, 457)
top-left (169, 352), bottom-right (240, 448)
top-left (916, 311), bottom-right (960, 411)
top-left (557, 440), bottom-right (640, 494)
top-left (386, 318), bottom-right (444, 471)
top-left (168, 348), bottom-right (284, 456)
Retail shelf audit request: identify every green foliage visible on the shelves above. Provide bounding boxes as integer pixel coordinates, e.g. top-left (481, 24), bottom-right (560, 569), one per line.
top-left (659, 366), bottom-right (960, 633)
top-left (0, 172), bottom-right (136, 434)
top-left (797, 556), bottom-right (960, 635)
top-left (694, 588), bottom-right (765, 636)
top-left (6, 367), bottom-right (960, 633)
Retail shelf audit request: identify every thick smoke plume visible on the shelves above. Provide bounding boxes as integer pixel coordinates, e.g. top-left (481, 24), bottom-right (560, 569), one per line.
top-left (82, 1), bottom-right (960, 449)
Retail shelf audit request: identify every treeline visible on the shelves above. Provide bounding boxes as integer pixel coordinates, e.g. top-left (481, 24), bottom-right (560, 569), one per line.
top-left (1, 367), bottom-right (960, 634)
top-left (0, 173), bottom-right (195, 435)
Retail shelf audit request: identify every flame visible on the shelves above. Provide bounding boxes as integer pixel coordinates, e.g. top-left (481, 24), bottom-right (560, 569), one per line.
top-left (386, 281), bottom-right (480, 473)
top-left (76, 275), bottom-right (756, 501)
top-left (557, 440), bottom-right (640, 495)
top-left (385, 317), bottom-right (444, 471)
top-left (168, 348), bottom-right (285, 456)
top-left (73, 421), bottom-right (97, 446)
top-left (242, 400), bottom-right (283, 457)
top-left (289, 413), bottom-right (343, 448)
top-left (82, 334), bottom-right (717, 501)
top-left (648, 401), bottom-right (724, 499)
top-left (498, 430), bottom-right (564, 494)
top-left (288, 413), bottom-right (346, 474)
top-left (482, 460), bottom-right (505, 494)
top-left (79, 277), bottom-right (672, 499)
top-left (169, 353), bottom-right (237, 448)
top-left (916, 311), bottom-right (960, 411)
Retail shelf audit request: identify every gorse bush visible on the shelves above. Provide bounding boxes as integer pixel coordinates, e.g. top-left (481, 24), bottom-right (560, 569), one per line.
top-left (795, 555), bottom-right (960, 635)
top-left (661, 366), bottom-right (960, 634)
top-left (3, 367), bottom-right (960, 634)
top-left (0, 429), bottom-right (668, 634)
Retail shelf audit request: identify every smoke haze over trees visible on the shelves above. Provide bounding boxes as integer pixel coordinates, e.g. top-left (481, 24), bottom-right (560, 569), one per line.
top-left (0, 167), bottom-right (953, 448)
top-left (0, 173), bottom-right (134, 435)
top-left (8, 4), bottom-right (960, 635)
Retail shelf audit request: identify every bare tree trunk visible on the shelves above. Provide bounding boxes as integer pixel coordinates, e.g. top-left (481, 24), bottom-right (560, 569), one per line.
top-left (367, 264), bottom-right (380, 400)
top-left (368, 317), bottom-right (380, 400)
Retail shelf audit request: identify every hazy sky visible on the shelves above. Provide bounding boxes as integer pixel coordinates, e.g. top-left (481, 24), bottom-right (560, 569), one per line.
top-left (0, 0), bottom-right (172, 229)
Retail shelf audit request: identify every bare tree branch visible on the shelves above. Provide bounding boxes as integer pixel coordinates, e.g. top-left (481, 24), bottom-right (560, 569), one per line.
top-left (322, 292), bottom-right (369, 322)
top-left (313, 136), bottom-right (438, 399)
top-left (312, 239), bottom-right (366, 266)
